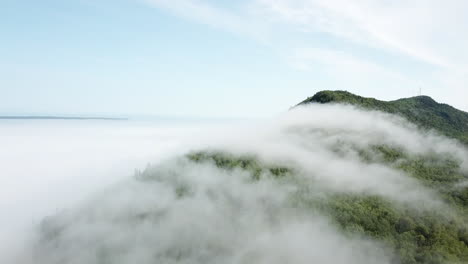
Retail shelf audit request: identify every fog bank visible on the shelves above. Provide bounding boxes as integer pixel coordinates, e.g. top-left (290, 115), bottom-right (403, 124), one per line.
top-left (3, 105), bottom-right (468, 264)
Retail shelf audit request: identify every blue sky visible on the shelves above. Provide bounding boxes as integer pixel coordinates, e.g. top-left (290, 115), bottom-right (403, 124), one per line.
top-left (2, 0), bottom-right (468, 118)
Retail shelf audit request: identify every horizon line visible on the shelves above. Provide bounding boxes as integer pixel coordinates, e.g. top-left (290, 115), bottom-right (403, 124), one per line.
top-left (0, 115), bottom-right (128, 121)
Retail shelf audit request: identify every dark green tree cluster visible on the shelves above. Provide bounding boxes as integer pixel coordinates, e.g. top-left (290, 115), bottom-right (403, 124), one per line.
top-left (187, 151), bottom-right (290, 180)
top-left (314, 194), bottom-right (468, 264)
top-left (357, 144), bottom-right (468, 211)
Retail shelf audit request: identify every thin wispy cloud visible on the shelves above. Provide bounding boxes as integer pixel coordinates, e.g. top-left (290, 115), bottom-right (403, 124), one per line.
top-left (286, 47), bottom-right (411, 82)
top-left (143, 0), bottom-right (468, 67)
top-left (142, 0), bottom-right (468, 110)
top-left (144, 0), bottom-right (269, 40)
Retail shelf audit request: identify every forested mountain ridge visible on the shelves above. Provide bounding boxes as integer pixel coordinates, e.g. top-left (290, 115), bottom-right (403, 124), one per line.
top-left (34, 91), bottom-right (468, 264)
top-left (297, 90), bottom-right (468, 145)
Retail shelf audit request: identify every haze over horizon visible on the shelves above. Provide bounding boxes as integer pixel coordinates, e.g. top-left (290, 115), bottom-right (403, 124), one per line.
top-left (2, 0), bottom-right (468, 118)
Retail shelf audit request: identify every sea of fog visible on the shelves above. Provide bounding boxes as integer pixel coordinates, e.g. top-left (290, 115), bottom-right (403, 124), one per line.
top-left (2, 105), bottom-right (467, 264)
top-left (0, 118), bottom-right (240, 262)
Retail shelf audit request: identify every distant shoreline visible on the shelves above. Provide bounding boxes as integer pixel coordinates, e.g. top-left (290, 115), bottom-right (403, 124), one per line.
top-left (0, 116), bottom-right (127, 120)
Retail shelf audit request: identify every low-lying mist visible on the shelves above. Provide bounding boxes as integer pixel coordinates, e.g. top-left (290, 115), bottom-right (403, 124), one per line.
top-left (3, 105), bottom-right (468, 264)
top-left (0, 119), bottom-right (224, 263)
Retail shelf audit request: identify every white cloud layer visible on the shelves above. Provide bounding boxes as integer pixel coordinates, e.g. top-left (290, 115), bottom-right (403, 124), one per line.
top-left (4, 104), bottom-right (467, 263)
top-left (0, 119), bottom-right (223, 263)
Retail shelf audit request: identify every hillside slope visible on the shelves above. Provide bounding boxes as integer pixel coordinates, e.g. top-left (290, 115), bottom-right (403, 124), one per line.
top-left (31, 94), bottom-right (468, 264)
top-left (297, 90), bottom-right (468, 145)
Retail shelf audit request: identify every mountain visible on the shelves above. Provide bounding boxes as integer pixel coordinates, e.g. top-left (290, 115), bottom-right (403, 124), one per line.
top-left (297, 90), bottom-right (468, 145)
top-left (32, 92), bottom-right (468, 264)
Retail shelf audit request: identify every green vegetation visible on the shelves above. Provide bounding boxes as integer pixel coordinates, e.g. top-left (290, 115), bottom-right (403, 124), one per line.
top-left (313, 194), bottom-right (468, 264)
top-left (188, 151), bottom-right (468, 264)
top-left (297, 90), bottom-right (468, 144)
top-left (187, 151), bottom-right (290, 180)
top-left (358, 145), bottom-right (468, 211)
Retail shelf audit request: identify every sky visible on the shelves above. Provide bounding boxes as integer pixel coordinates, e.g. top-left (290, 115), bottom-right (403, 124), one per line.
top-left (1, 0), bottom-right (468, 118)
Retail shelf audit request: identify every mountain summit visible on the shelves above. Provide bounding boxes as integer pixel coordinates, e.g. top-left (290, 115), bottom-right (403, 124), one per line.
top-left (298, 90), bottom-right (468, 144)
